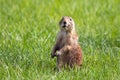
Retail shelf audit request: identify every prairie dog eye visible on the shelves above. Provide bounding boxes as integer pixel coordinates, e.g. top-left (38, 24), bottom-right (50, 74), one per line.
top-left (69, 18), bottom-right (72, 21)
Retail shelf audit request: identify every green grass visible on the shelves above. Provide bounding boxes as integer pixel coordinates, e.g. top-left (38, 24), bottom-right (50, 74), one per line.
top-left (0, 0), bottom-right (120, 80)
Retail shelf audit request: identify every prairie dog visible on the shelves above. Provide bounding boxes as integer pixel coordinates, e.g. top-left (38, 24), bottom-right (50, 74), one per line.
top-left (51, 16), bottom-right (82, 70)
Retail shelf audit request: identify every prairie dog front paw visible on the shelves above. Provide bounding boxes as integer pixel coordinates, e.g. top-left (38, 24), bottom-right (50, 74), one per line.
top-left (56, 51), bottom-right (62, 56)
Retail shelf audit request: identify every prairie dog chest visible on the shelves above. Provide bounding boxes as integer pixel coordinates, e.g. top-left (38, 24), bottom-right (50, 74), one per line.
top-left (59, 32), bottom-right (72, 47)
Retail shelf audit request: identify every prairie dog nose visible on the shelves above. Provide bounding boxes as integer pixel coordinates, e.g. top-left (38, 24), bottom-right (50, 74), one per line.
top-left (63, 21), bottom-right (66, 24)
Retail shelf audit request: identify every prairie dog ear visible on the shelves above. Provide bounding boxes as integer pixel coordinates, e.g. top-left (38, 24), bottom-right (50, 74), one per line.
top-left (69, 16), bottom-right (72, 18)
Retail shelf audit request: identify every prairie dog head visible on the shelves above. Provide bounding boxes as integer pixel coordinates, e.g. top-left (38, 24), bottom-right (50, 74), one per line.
top-left (59, 16), bottom-right (75, 32)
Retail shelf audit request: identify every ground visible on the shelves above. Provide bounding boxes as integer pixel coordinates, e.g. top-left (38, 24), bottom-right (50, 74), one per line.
top-left (0, 0), bottom-right (120, 80)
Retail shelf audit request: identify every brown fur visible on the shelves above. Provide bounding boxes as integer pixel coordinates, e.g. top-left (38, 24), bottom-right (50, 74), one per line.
top-left (51, 16), bottom-right (82, 70)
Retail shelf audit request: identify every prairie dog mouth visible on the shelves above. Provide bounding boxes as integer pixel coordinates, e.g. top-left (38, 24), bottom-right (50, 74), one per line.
top-left (62, 21), bottom-right (68, 28)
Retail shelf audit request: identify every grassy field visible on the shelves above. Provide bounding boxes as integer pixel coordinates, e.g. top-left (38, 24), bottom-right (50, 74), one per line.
top-left (0, 0), bottom-right (120, 80)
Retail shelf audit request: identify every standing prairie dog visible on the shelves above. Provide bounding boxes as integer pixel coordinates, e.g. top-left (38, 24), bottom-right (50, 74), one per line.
top-left (51, 16), bottom-right (82, 70)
